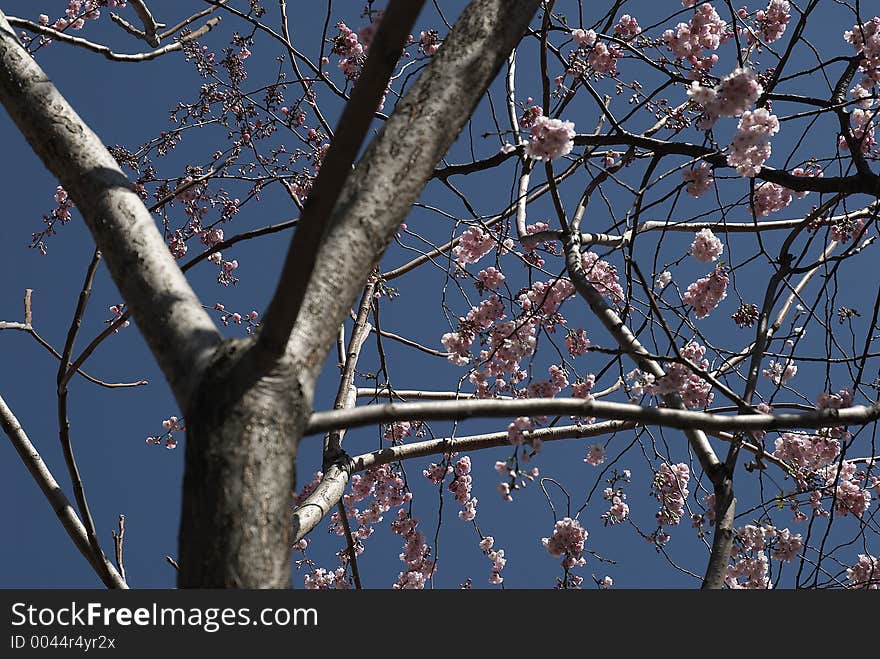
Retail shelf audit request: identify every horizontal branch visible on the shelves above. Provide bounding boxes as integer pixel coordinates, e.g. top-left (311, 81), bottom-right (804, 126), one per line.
top-left (305, 397), bottom-right (880, 436)
top-left (6, 15), bottom-right (220, 62)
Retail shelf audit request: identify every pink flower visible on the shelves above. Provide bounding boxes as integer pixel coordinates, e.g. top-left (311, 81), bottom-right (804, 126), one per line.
top-left (752, 0), bottom-right (792, 44)
top-left (683, 265), bottom-right (729, 319)
top-left (565, 328), bottom-right (591, 356)
top-left (453, 226), bottom-right (496, 264)
top-left (689, 228), bottom-right (724, 262)
top-left (762, 359), bottom-right (797, 385)
top-left (653, 463), bottom-right (690, 530)
top-left (571, 29), bottom-right (597, 48)
top-left (728, 108), bottom-right (779, 177)
top-left (753, 181), bottom-right (793, 217)
top-left (682, 163), bottom-right (714, 197)
top-left (524, 116), bottom-right (576, 161)
top-left (847, 554), bottom-right (880, 589)
top-left (542, 517), bottom-right (588, 569)
top-left (478, 267), bottom-right (505, 290)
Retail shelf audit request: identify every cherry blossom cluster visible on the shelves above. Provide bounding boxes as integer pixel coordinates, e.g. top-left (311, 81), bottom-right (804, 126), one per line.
top-left (524, 116), bottom-right (576, 161)
top-left (752, 181), bottom-right (793, 217)
top-left (762, 359), bottom-right (797, 385)
top-left (682, 163), bottom-right (714, 197)
top-left (652, 463), bottom-right (690, 539)
top-left (38, 1), bottom-right (122, 34)
top-left (331, 22), bottom-right (368, 80)
top-left (341, 465), bottom-right (411, 543)
top-left (725, 551), bottom-right (770, 589)
top-left (384, 420), bottom-right (423, 444)
top-left (417, 30), bottom-right (441, 56)
top-left (601, 471), bottom-right (631, 525)
top-left (304, 566), bottom-right (350, 589)
top-left (689, 228), bottom-right (724, 262)
top-left (452, 226), bottom-right (497, 265)
top-left (32, 186), bottom-right (76, 254)
top-left (390, 510), bottom-right (434, 589)
top-left (840, 106), bottom-right (877, 155)
top-left (211, 303), bottom-right (259, 334)
top-left (587, 42), bottom-right (622, 75)
top-left (494, 460), bottom-right (539, 502)
top-left (682, 265), bottom-right (729, 319)
top-left (728, 107), bottom-right (779, 177)
top-left (750, 0), bottom-right (792, 44)
top-left (847, 554), bottom-right (880, 589)
top-left (543, 517), bottom-right (588, 571)
top-left (732, 524), bottom-right (803, 563)
top-left (477, 266), bottom-right (505, 291)
top-left (293, 471), bottom-right (323, 507)
top-left (774, 430), bottom-right (845, 480)
top-left (687, 68), bottom-right (762, 129)
top-left (441, 295), bottom-right (506, 366)
top-left (845, 17), bottom-right (880, 82)
top-left (519, 104), bottom-right (543, 129)
top-left (818, 461), bottom-right (872, 517)
top-left (448, 455), bottom-right (478, 522)
top-left (479, 536), bottom-right (506, 585)
top-left (641, 341), bottom-right (714, 409)
top-left (613, 15), bottom-right (642, 40)
top-left (664, 3), bottom-right (728, 64)
top-left (145, 416), bottom-right (184, 450)
top-left (564, 328), bottom-right (590, 357)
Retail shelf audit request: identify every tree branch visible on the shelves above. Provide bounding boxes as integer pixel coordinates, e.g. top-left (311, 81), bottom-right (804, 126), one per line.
top-left (0, 12), bottom-right (222, 409)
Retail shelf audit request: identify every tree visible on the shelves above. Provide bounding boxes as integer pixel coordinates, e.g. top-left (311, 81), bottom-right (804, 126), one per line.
top-left (0, 0), bottom-right (877, 590)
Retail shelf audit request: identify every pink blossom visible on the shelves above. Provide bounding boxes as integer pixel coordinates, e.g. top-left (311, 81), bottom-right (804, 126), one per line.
top-left (565, 328), bottom-right (591, 356)
top-left (653, 463), bottom-right (690, 530)
top-left (753, 181), bottom-right (793, 217)
top-left (682, 163), bottom-right (714, 197)
top-left (726, 552), bottom-right (771, 589)
top-left (478, 266), bottom-right (506, 290)
top-left (571, 28), bottom-right (597, 48)
top-left (683, 265), bottom-right (729, 319)
top-left (519, 105), bottom-right (543, 129)
top-left (752, 0), bottom-right (792, 44)
top-left (772, 432), bottom-right (840, 471)
top-left (588, 42), bottom-right (620, 75)
top-left (524, 116), bottom-right (576, 161)
top-left (847, 554), bottom-right (880, 589)
top-left (688, 68), bottom-right (762, 128)
top-left (543, 517), bottom-right (588, 569)
top-left (728, 108), bottom-right (780, 177)
top-left (689, 228), bottom-right (724, 262)
top-left (613, 15), bottom-right (641, 40)
top-left (762, 359), bottom-right (797, 385)
top-left (845, 17), bottom-right (880, 82)
top-left (453, 226), bottom-right (496, 264)
top-left (664, 3), bottom-right (728, 61)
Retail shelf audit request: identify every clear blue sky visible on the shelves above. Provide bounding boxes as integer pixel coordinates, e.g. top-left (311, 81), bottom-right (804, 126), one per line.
top-left (1, 0), bottom-right (876, 589)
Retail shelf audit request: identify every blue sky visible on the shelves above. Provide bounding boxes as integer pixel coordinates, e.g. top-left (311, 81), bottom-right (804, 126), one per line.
top-left (1, 0), bottom-right (877, 589)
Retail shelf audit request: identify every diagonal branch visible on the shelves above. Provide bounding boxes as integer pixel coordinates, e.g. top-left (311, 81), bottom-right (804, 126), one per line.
top-left (255, 0), bottom-right (427, 365)
top-left (275, 0), bottom-right (543, 383)
top-left (0, 394), bottom-right (128, 589)
top-left (0, 11), bottom-right (222, 409)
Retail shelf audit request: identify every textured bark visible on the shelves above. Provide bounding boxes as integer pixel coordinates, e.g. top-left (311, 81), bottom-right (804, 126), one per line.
top-left (178, 341), bottom-right (308, 588)
top-left (284, 0), bottom-right (543, 373)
